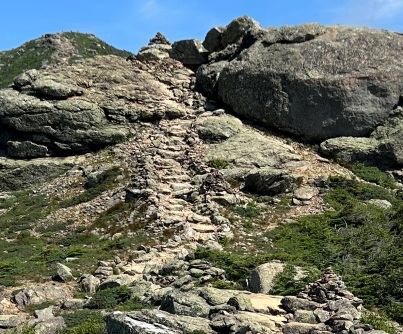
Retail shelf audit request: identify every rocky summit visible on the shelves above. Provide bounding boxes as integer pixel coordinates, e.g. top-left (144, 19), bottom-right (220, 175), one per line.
top-left (0, 16), bottom-right (402, 334)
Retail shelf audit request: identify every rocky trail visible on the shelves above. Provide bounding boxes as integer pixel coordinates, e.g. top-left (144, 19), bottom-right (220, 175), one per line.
top-left (0, 15), bottom-right (402, 334)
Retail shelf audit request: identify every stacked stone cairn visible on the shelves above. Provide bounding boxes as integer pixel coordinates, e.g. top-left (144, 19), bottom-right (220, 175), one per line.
top-left (281, 267), bottom-right (386, 334)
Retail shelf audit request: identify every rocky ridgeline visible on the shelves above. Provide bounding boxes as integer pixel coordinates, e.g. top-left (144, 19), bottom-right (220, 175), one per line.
top-left (0, 15), bottom-right (401, 334)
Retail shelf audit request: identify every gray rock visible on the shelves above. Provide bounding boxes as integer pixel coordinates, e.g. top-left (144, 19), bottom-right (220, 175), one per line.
top-left (313, 308), bottom-right (331, 323)
top-left (207, 131), bottom-right (301, 174)
top-left (62, 298), bottom-right (86, 310)
top-left (13, 285), bottom-right (71, 309)
top-left (34, 306), bottom-right (54, 321)
top-left (196, 114), bottom-right (245, 141)
top-left (283, 322), bottom-right (327, 334)
top-left (34, 317), bottom-right (66, 334)
top-left (56, 263), bottom-right (74, 282)
top-left (0, 54), bottom-right (191, 158)
top-left (247, 261), bottom-right (285, 293)
top-left (130, 280), bottom-right (154, 300)
top-left (197, 22), bottom-right (403, 140)
top-left (320, 137), bottom-right (381, 165)
top-left (137, 44), bottom-right (172, 61)
top-left (0, 157), bottom-right (71, 191)
top-left (98, 274), bottom-right (134, 290)
top-left (32, 78), bottom-right (82, 98)
top-left (7, 141), bottom-right (48, 158)
top-left (221, 16), bottom-right (263, 48)
top-left (136, 32), bottom-right (172, 62)
top-left (0, 315), bottom-right (20, 328)
top-left (198, 287), bottom-right (233, 306)
top-left (203, 27), bottom-right (225, 52)
top-left (293, 310), bottom-right (317, 324)
top-left (13, 69), bottom-right (39, 89)
top-left (244, 167), bottom-right (302, 196)
top-left (366, 199), bottom-right (393, 210)
top-left (160, 289), bottom-right (211, 317)
top-left (281, 296), bottom-right (321, 313)
top-left (79, 274), bottom-right (100, 293)
top-left (293, 187), bottom-right (318, 201)
top-left (105, 309), bottom-right (213, 334)
top-left (169, 40), bottom-right (208, 65)
top-left (320, 108), bottom-right (403, 167)
top-left (328, 299), bottom-right (361, 320)
top-left (227, 295), bottom-right (254, 311)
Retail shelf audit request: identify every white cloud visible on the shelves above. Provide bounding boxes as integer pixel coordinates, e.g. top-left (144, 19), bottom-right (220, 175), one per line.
top-left (341, 0), bottom-right (403, 26)
top-left (136, 0), bottom-right (165, 20)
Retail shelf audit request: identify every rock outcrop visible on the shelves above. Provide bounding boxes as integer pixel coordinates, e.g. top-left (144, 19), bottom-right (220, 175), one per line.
top-left (193, 17), bottom-right (403, 141)
top-left (0, 55), bottom-right (194, 158)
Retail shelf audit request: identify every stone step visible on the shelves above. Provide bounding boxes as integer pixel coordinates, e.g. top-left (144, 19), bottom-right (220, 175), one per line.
top-left (188, 223), bottom-right (216, 233)
top-left (162, 175), bottom-right (191, 183)
top-left (187, 212), bottom-right (211, 224)
top-left (153, 157), bottom-right (181, 167)
top-left (157, 149), bottom-right (182, 159)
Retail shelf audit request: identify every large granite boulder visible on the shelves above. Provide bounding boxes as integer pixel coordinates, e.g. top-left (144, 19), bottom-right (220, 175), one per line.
top-left (202, 16), bottom-right (263, 53)
top-left (105, 309), bottom-right (213, 334)
top-left (247, 261), bottom-right (285, 294)
top-left (169, 39), bottom-right (208, 65)
top-left (197, 19), bottom-right (403, 141)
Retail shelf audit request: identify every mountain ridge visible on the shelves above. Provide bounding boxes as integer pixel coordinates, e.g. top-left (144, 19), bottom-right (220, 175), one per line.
top-left (0, 16), bottom-right (402, 334)
top-left (0, 32), bottom-right (131, 88)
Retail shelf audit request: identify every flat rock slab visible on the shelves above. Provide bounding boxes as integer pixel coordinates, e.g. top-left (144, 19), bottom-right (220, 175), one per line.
top-left (207, 131), bottom-right (301, 171)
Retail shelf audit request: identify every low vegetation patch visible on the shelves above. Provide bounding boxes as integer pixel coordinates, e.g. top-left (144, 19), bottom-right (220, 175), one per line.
top-left (85, 286), bottom-right (132, 309)
top-left (361, 311), bottom-right (398, 334)
top-left (197, 176), bottom-right (403, 323)
top-left (209, 157), bottom-right (229, 170)
top-left (60, 309), bottom-right (106, 334)
top-left (349, 163), bottom-right (397, 189)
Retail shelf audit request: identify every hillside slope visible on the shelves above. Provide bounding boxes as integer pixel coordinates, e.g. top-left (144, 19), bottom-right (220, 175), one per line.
top-left (0, 19), bottom-right (402, 334)
top-left (0, 32), bottom-right (131, 88)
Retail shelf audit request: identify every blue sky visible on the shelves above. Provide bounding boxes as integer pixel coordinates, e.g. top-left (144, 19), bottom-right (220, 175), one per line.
top-left (2, 0), bottom-right (403, 52)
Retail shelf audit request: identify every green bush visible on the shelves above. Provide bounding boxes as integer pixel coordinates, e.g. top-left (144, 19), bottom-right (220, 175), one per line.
top-left (361, 311), bottom-right (398, 334)
top-left (85, 286), bottom-right (132, 309)
top-left (62, 309), bottom-right (105, 330)
top-left (350, 163), bottom-right (397, 189)
top-left (25, 301), bottom-right (55, 315)
top-left (6, 326), bottom-right (36, 334)
top-left (59, 316), bottom-right (106, 334)
top-left (209, 157), bottom-right (229, 170)
top-left (195, 248), bottom-right (271, 286)
top-left (269, 265), bottom-right (320, 296)
top-left (230, 201), bottom-right (260, 219)
top-left (259, 177), bottom-right (403, 323)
